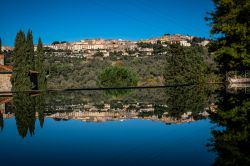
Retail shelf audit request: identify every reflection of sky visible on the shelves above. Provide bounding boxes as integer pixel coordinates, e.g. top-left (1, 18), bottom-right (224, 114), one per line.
top-left (0, 118), bottom-right (216, 166)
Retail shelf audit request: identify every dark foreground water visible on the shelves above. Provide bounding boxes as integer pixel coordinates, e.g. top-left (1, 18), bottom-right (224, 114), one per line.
top-left (0, 86), bottom-right (249, 166)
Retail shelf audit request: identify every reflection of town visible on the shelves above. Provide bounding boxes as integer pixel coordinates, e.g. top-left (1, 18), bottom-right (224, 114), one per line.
top-left (0, 85), bottom-right (224, 138)
top-left (0, 97), bottom-right (12, 119)
top-left (0, 97), bottom-right (211, 125)
top-left (1, 85), bottom-right (249, 131)
top-left (46, 103), bottom-right (211, 124)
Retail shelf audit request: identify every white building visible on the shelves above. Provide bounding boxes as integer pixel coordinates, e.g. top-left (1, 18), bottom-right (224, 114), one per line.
top-left (180, 40), bottom-right (191, 47)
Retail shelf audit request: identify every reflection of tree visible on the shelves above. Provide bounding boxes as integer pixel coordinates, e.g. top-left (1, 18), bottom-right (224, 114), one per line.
top-left (13, 93), bottom-right (36, 138)
top-left (103, 89), bottom-right (132, 99)
top-left (35, 93), bottom-right (46, 128)
top-left (139, 85), bottom-right (215, 119)
top-left (165, 86), bottom-right (211, 119)
top-left (208, 92), bottom-right (250, 166)
top-left (12, 93), bottom-right (46, 138)
top-left (0, 112), bottom-right (3, 131)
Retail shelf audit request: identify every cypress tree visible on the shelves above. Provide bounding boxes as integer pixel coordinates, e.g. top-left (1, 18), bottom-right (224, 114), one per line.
top-left (36, 38), bottom-right (47, 90)
top-left (26, 30), bottom-right (35, 70)
top-left (11, 31), bottom-right (31, 91)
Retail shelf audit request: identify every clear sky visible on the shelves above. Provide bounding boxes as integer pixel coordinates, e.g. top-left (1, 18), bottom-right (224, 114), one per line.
top-left (0, 0), bottom-right (215, 46)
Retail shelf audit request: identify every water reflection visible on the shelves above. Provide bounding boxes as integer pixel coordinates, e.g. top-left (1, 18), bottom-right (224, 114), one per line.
top-left (1, 86), bottom-right (218, 137)
top-left (0, 85), bottom-right (249, 165)
top-left (35, 94), bottom-right (46, 128)
top-left (165, 86), bottom-right (214, 119)
top-left (104, 89), bottom-right (133, 98)
top-left (208, 89), bottom-right (250, 165)
top-left (12, 93), bottom-right (36, 138)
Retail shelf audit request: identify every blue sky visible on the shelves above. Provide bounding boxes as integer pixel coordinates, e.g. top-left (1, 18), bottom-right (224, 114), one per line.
top-left (0, 0), bottom-right (215, 46)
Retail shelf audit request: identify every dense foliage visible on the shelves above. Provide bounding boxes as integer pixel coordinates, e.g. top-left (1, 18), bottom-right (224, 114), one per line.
top-left (97, 65), bottom-right (138, 88)
top-left (206, 0), bottom-right (250, 72)
top-left (35, 38), bottom-right (47, 90)
top-left (11, 30), bottom-right (47, 91)
top-left (209, 92), bottom-right (250, 165)
top-left (26, 30), bottom-right (35, 70)
top-left (46, 55), bottom-right (166, 89)
top-left (11, 31), bottom-right (31, 91)
top-left (45, 40), bottom-right (219, 89)
top-left (164, 44), bottom-right (210, 84)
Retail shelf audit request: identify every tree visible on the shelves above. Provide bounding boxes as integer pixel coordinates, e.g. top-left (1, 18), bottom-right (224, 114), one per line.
top-left (35, 38), bottom-right (47, 90)
top-left (206, 0), bottom-right (250, 72)
top-left (137, 42), bottom-right (154, 48)
top-left (164, 44), bottom-right (206, 85)
top-left (153, 42), bottom-right (166, 55)
top-left (97, 66), bottom-right (138, 88)
top-left (52, 41), bottom-right (60, 45)
top-left (26, 30), bottom-right (35, 70)
top-left (0, 37), bottom-right (2, 54)
top-left (11, 31), bottom-right (31, 91)
top-left (12, 30), bottom-right (41, 91)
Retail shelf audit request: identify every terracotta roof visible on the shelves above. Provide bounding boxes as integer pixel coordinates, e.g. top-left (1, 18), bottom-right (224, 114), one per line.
top-left (0, 65), bottom-right (13, 73)
top-left (0, 66), bottom-right (40, 74)
top-left (0, 97), bottom-right (13, 105)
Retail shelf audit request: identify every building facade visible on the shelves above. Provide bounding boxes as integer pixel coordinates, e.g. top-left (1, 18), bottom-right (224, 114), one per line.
top-left (0, 54), bottom-right (39, 92)
top-left (0, 54), bottom-right (12, 92)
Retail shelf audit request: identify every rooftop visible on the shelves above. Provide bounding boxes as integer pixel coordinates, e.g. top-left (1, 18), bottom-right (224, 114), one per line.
top-left (0, 65), bottom-right (13, 73)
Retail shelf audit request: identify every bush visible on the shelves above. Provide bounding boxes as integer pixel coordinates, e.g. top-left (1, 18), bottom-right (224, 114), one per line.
top-left (97, 66), bottom-right (138, 88)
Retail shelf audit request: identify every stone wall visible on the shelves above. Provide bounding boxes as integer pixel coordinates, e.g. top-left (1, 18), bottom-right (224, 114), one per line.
top-left (229, 78), bottom-right (250, 83)
top-left (0, 74), bottom-right (12, 92)
top-left (0, 54), bottom-right (4, 65)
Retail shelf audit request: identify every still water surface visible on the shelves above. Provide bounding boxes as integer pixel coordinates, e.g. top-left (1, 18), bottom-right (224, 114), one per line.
top-left (0, 86), bottom-right (249, 166)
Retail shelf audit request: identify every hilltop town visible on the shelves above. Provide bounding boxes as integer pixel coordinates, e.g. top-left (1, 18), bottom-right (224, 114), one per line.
top-left (43, 34), bottom-right (208, 51)
top-left (2, 34), bottom-right (210, 59)
top-left (44, 34), bottom-right (209, 58)
top-left (0, 33), bottom-right (213, 91)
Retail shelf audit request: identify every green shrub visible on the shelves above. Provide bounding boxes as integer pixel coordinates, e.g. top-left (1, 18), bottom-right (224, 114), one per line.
top-left (97, 66), bottom-right (138, 88)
